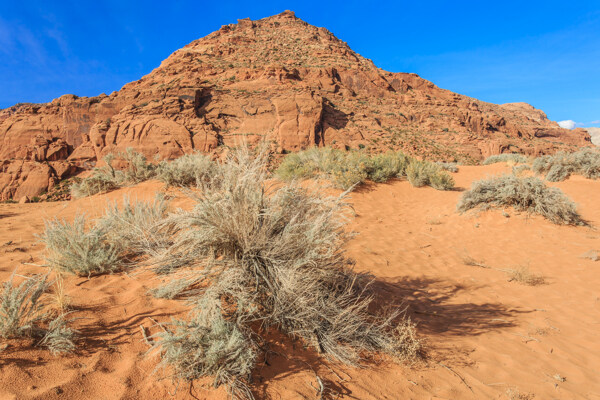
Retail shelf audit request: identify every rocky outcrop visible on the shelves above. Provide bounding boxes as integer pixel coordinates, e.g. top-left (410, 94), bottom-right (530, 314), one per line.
top-left (0, 10), bottom-right (592, 200)
top-left (585, 127), bottom-right (600, 146)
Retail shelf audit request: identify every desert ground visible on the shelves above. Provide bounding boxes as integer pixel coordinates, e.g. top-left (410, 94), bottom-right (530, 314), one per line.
top-left (1, 162), bottom-right (599, 400)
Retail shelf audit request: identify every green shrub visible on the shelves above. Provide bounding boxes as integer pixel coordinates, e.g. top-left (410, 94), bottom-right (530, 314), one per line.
top-left (407, 160), bottom-right (455, 190)
top-left (277, 147), bottom-right (451, 190)
top-left (328, 151), bottom-right (372, 189)
top-left (532, 149), bottom-right (600, 181)
top-left (70, 149), bottom-right (157, 198)
top-left (276, 147), bottom-right (343, 181)
top-left (369, 152), bottom-right (412, 182)
top-left (39, 313), bottom-right (77, 355)
top-left (156, 153), bottom-right (215, 187)
top-left (457, 175), bottom-right (584, 225)
top-left (482, 153), bottom-right (529, 165)
top-left (40, 215), bottom-right (122, 277)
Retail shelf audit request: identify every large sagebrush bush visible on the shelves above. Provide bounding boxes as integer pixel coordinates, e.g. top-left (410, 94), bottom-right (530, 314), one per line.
top-left (482, 153), bottom-right (529, 165)
top-left (147, 147), bottom-right (421, 398)
top-left (457, 175), bottom-right (584, 225)
top-left (156, 152), bottom-right (215, 187)
top-left (532, 148), bottom-right (600, 182)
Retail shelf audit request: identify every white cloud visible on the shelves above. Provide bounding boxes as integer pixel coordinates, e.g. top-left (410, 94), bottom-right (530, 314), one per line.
top-left (558, 120), bottom-right (577, 129)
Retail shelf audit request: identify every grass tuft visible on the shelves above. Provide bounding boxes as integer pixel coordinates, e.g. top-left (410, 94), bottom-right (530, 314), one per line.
top-left (508, 266), bottom-right (546, 286)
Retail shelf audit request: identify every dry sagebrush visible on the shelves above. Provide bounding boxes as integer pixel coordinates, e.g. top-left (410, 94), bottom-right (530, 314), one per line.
top-left (156, 152), bottom-right (216, 187)
top-left (40, 215), bottom-right (123, 277)
top-left (532, 148), bottom-right (600, 182)
top-left (482, 153), bottom-right (529, 165)
top-left (70, 149), bottom-right (157, 198)
top-left (40, 195), bottom-right (169, 277)
top-left (146, 148), bottom-right (421, 398)
top-left (0, 272), bottom-right (76, 354)
top-left (457, 175), bottom-right (584, 225)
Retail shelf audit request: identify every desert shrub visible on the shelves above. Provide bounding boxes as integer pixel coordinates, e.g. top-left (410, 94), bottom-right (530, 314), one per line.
top-left (70, 149), bottom-right (157, 198)
top-left (277, 147), bottom-right (451, 190)
top-left (0, 272), bottom-right (50, 338)
top-left (152, 311), bottom-right (256, 399)
top-left (276, 147), bottom-right (344, 181)
top-left (429, 170), bottom-right (455, 190)
top-left (70, 154), bottom-right (125, 198)
top-left (328, 151), bottom-right (372, 189)
top-left (435, 162), bottom-right (459, 173)
top-left (406, 160), bottom-right (454, 190)
top-left (0, 272), bottom-right (76, 354)
top-left (482, 153), bottom-right (529, 165)
top-left (149, 147), bottom-right (421, 397)
top-left (121, 148), bottom-right (157, 183)
top-left (532, 149), bottom-right (600, 181)
top-left (39, 313), bottom-right (77, 355)
top-left (96, 195), bottom-right (170, 259)
top-left (156, 152), bottom-right (215, 187)
top-left (40, 215), bottom-right (122, 277)
top-left (369, 152), bottom-right (413, 182)
top-left (457, 175), bottom-right (584, 225)
top-left (512, 164), bottom-right (531, 176)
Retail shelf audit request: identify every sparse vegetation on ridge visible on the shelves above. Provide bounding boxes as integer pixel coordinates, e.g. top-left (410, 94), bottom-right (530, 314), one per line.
top-left (457, 175), bottom-right (584, 225)
top-left (277, 147), bottom-right (454, 190)
top-left (70, 150), bottom-right (219, 198)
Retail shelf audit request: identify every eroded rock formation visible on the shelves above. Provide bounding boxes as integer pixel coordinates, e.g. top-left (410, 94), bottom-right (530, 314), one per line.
top-left (0, 10), bottom-right (591, 200)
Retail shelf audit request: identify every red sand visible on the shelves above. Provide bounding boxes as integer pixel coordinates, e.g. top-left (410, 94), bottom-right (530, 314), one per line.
top-left (1, 163), bottom-right (599, 399)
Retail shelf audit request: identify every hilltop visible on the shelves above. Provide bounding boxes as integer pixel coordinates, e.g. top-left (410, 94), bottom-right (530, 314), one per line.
top-left (0, 10), bottom-right (591, 200)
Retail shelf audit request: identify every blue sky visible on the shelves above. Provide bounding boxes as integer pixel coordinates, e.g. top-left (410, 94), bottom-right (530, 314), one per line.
top-left (0, 1), bottom-right (598, 127)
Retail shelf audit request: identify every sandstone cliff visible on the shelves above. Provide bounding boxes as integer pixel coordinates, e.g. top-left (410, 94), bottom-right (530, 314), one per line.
top-left (0, 10), bottom-right (591, 200)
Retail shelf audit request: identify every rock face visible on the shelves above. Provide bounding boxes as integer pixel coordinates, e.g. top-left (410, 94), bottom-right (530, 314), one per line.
top-left (0, 10), bottom-right (592, 200)
top-left (584, 127), bottom-right (600, 146)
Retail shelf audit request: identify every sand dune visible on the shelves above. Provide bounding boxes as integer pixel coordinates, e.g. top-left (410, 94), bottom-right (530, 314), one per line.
top-left (1, 164), bottom-right (599, 399)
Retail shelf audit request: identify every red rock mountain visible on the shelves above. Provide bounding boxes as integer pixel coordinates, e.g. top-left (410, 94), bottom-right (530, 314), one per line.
top-left (0, 10), bottom-right (591, 200)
